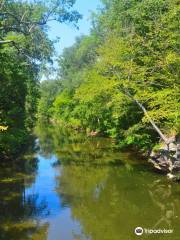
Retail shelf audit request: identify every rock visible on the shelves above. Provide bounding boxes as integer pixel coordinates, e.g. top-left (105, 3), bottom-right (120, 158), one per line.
top-left (149, 149), bottom-right (180, 173)
top-left (150, 151), bottom-right (156, 157)
top-left (149, 135), bottom-right (180, 178)
top-left (175, 143), bottom-right (180, 160)
top-left (149, 156), bottom-right (170, 173)
top-left (167, 173), bottom-right (175, 180)
top-left (169, 143), bottom-right (177, 152)
top-left (173, 161), bottom-right (180, 171)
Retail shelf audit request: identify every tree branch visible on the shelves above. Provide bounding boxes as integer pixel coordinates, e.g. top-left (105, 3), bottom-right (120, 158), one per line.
top-left (113, 71), bottom-right (170, 145)
top-left (123, 88), bottom-right (169, 145)
top-left (0, 40), bottom-right (14, 44)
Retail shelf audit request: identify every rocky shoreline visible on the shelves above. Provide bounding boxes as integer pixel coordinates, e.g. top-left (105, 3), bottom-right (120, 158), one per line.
top-left (149, 136), bottom-right (180, 180)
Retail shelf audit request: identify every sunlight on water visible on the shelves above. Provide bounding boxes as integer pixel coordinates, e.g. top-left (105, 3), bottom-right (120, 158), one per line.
top-left (0, 126), bottom-right (179, 240)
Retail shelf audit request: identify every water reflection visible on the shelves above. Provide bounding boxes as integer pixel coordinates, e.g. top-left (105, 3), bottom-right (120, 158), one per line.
top-left (36, 124), bottom-right (141, 166)
top-left (0, 155), bottom-right (49, 240)
top-left (56, 165), bottom-right (180, 240)
top-left (149, 180), bottom-right (180, 230)
top-left (0, 125), bottom-right (179, 240)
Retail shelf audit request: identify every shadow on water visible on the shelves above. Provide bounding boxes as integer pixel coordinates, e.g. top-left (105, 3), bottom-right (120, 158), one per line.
top-left (0, 140), bottom-right (49, 240)
top-left (0, 123), bottom-right (179, 240)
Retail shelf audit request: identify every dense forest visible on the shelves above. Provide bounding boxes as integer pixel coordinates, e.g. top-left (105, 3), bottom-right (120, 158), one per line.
top-left (1, 1), bottom-right (180, 239)
top-left (0, 0), bottom-right (81, 159)
top-left (0, 0), bottom-right (180, 174)
top-left (38, 0), bottom-right (179, 155)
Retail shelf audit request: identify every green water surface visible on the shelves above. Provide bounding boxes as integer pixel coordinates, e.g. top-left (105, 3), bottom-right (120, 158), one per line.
top-left (0, 125), bottom-right (179, 240)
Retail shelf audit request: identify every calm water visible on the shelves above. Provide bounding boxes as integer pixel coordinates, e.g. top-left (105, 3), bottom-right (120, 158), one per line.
top-left (0, 125), bottom-right (180, 240)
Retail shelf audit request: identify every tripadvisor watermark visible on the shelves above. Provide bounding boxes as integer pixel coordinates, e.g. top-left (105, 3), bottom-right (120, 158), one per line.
top-left (135, 227), bottom-right (173, 236)
top-left (135, 227), bottom-right (144, 236)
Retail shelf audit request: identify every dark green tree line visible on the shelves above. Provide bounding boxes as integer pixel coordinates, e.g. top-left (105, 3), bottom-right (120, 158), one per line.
top-left (0, 0), bottom-right (81, 159)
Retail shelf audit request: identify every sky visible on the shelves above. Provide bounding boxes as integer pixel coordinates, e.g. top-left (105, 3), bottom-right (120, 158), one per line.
top-left (41, 0), bottom-right (101, 80)
top-left (48, 0), bottom-right (102, 55)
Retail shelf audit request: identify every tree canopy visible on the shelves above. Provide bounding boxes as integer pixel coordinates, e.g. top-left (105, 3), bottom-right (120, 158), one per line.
top-left (0, 0), bottom-right (81, 159)
top-left (39, 0), bottom-right (180, 153)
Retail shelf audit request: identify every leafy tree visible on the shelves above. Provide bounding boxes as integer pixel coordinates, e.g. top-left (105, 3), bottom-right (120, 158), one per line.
top-left (58, 35), bottom-right (99, 90)
top-left (0, 0), bottom-right (81, 158)
top-left (38, 0), bottom-right (179, 154)
top-left (37, 79), bottom-right (62, 122)
top-left (0, 0), bottom-right (81, 45)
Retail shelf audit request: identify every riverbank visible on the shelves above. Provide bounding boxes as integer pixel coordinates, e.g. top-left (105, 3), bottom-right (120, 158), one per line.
top-left (38, 121), bottom-right (180, 180)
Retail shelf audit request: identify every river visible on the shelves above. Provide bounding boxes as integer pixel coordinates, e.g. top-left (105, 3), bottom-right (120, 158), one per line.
top-left (0, 125), bottom-right (179, 240)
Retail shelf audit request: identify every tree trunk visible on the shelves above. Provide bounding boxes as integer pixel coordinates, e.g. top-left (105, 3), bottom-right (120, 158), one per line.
top-left (124, 89), bottom-right (169, 146)
top-left (134, 98), bottom-right (169, 145)
top-left (0, 40), bottom-right (13, 44)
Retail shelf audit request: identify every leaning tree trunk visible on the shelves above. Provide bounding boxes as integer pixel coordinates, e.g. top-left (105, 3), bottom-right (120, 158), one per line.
top-left (123, 90), bottom-right (180, 178)
top-left (124, 89), bottom-right (169, 146)
top-left (133, 98), bottom-right (169, 146)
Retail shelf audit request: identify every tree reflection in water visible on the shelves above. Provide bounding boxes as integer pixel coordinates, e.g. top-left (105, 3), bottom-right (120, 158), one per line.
top-left (36, 124), bottom-right (180, 240)
top-left (0, 148), bottom-right (49, 240)
top-left (56, 165), bottom-right (180, 240)
top-left (36, 123), bottom-right (139, 166)
top-left (149, 180), bottom-right (179, 230)
top-left (1, 124), bottom-right (179, 240)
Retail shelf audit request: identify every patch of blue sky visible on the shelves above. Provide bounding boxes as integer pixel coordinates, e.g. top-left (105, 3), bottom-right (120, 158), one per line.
top-left (48, 0), bottom-right (101, 55)
top-left (40, 0), bottom-right (101, 80)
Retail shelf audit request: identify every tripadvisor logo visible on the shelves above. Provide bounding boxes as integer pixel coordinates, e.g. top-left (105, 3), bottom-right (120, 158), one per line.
top-left (134, 227), bottom-right (174, 236)
top-left (135, 227), bottom-right (144, 236)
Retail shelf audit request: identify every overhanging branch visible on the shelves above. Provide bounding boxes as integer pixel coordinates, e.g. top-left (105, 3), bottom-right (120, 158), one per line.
top-left (114, 71), bottom-right (170, 145)
top-left (0, 40), bottom-right (14, 44)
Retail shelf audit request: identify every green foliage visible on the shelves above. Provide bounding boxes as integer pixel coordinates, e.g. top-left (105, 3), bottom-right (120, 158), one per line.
top-left (37, 80), bottom-right (62, 122)
top-left (58, 35), bottom-right (99, 90)
top-left (38, 0), bottom-right (179, 153)
top-left (53, 90), bottom-right (74, 121)
top-left (0, 0), bottom-right (81, 159)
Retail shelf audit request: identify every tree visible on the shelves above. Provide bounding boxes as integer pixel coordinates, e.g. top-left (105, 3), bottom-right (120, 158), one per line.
top-left (37, 79), bottom-right (62, 122)
top-left (38, 0), bottom-right (179, 156)
top-left (96, 0), bottom-right (179, 147)
top-left (58, 35), bottom-right (99, 90)
top-left (0, 0), bottom-right (81, 44)
top-left (0, 0), bottom-right (81, 159)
